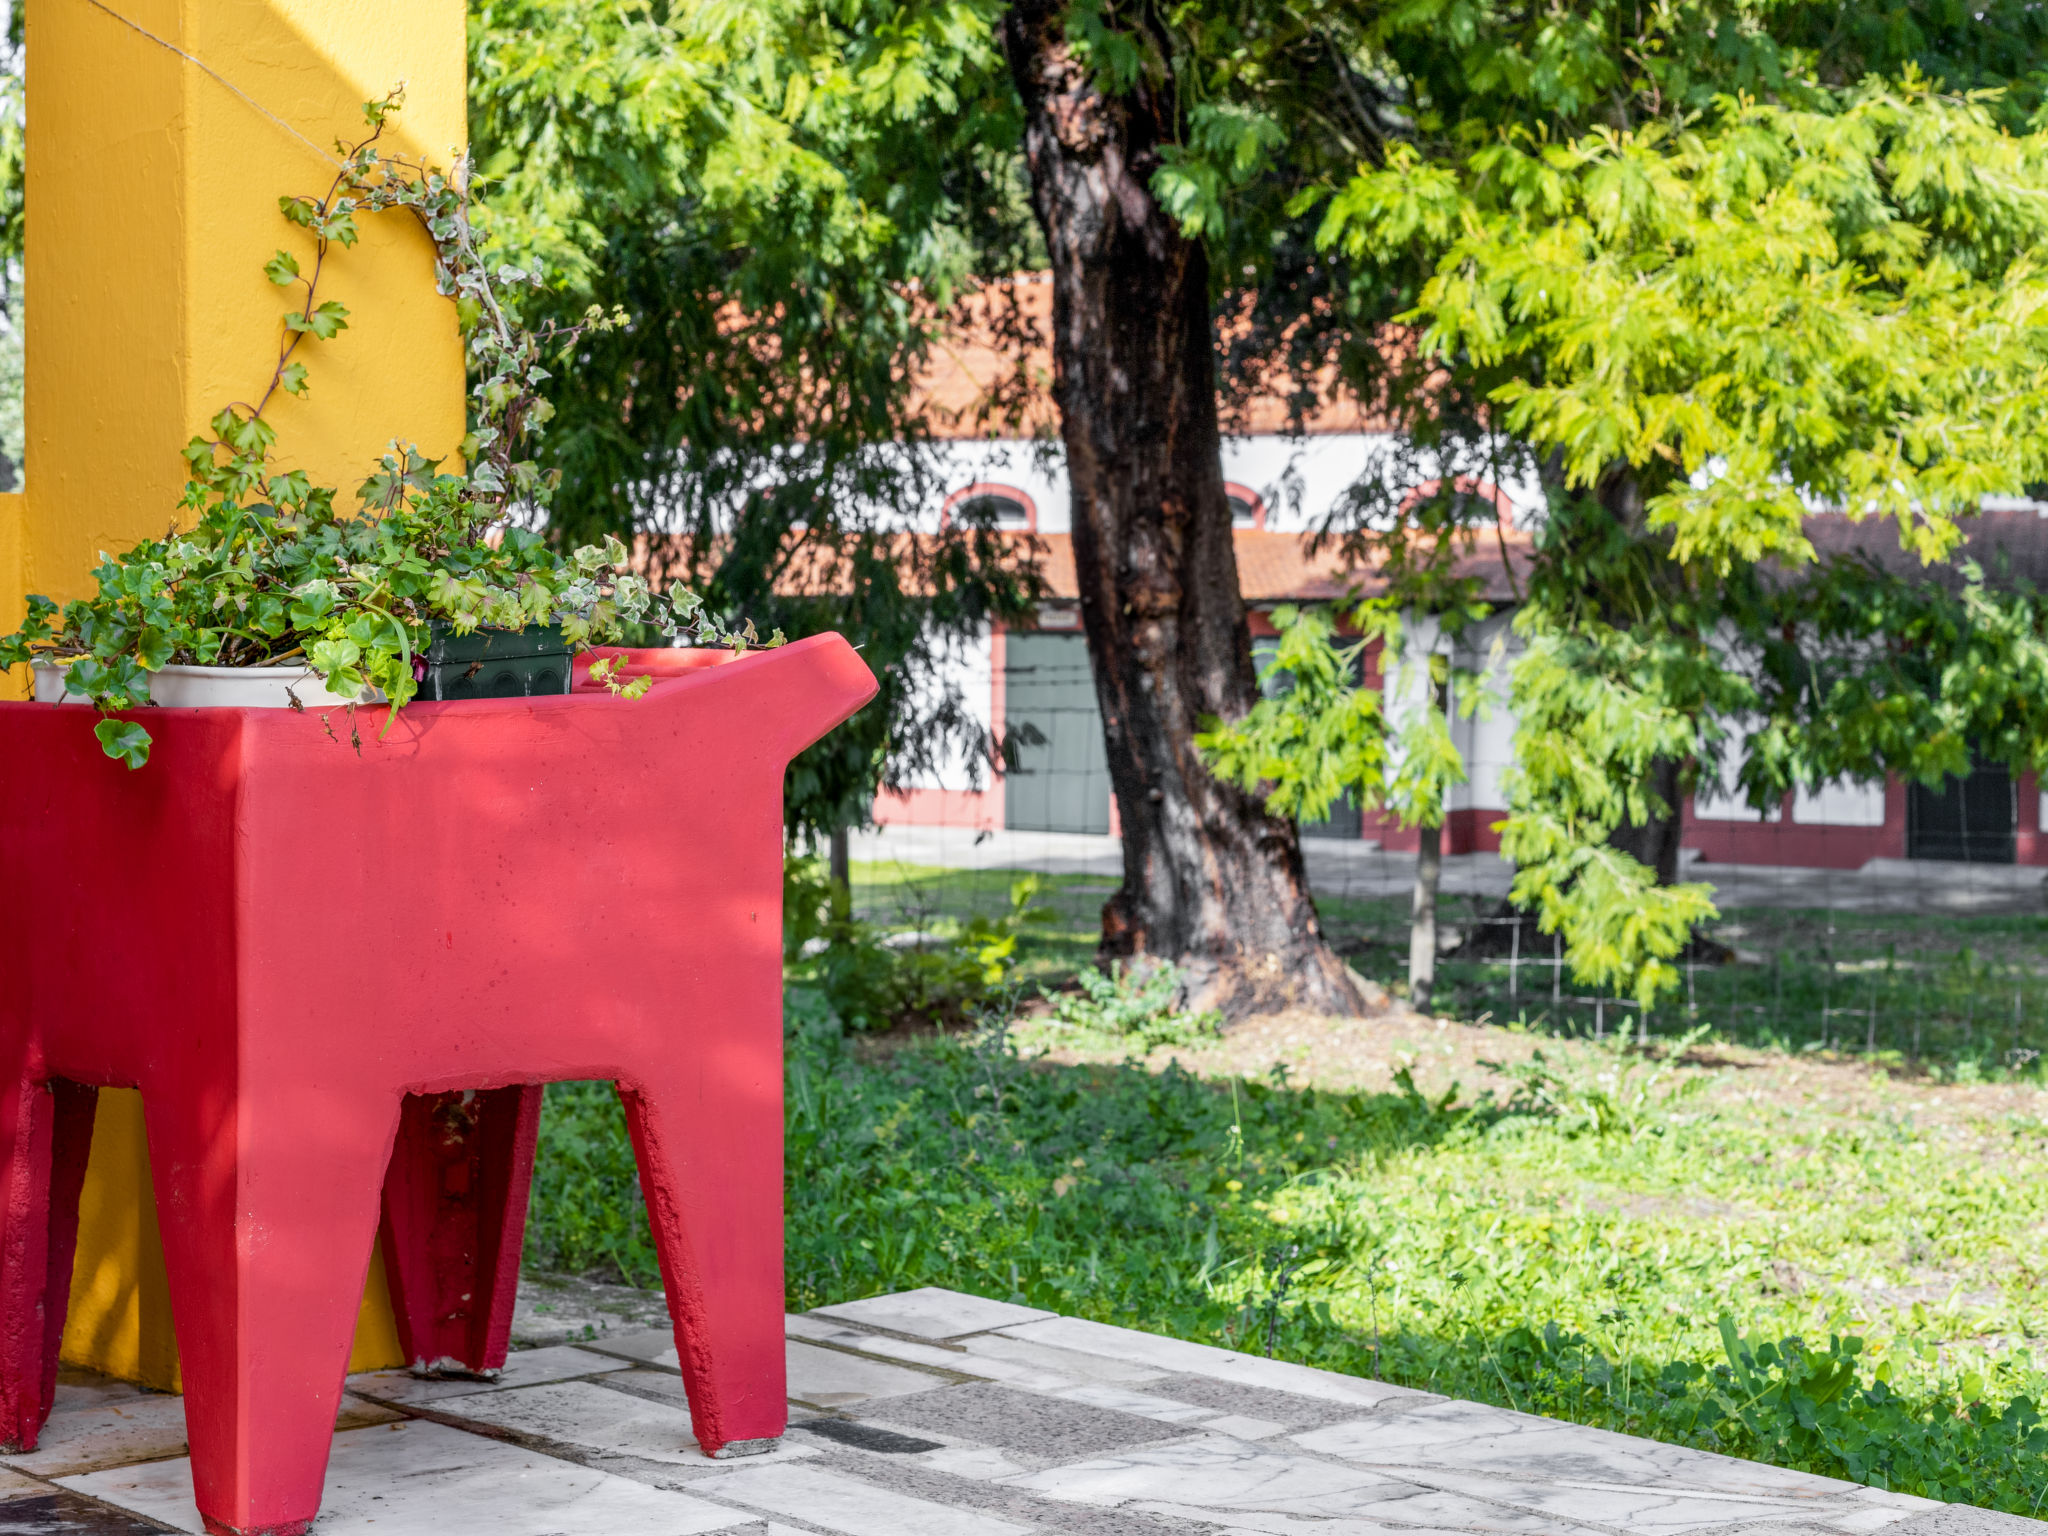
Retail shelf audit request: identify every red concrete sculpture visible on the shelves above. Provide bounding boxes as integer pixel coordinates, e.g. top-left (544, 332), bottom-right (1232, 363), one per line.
top-left (0, 635), bottom-right (876, 1535)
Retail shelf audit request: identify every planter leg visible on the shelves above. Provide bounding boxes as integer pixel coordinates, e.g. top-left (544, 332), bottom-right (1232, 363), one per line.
top-left (0, 1077), bottom-right (95, 1452)
top-left (618, 1070), bottom-right (786, 1458)
top-left (149, 1086), bottom-right (397, 1536)
top-left (379, 1084), bottom-right (542, 1376)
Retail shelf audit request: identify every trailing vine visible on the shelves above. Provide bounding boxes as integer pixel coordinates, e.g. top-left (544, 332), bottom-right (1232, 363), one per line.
top-left (0, 93), bottom-right (767, 767)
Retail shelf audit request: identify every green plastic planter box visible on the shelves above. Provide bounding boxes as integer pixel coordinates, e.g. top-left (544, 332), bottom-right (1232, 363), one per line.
top-left (419, 624), bottom-right (571, 701)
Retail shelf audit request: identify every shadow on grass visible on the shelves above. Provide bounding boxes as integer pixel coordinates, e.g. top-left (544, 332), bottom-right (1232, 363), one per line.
top-left (524, 1020), bottom-right (2047, 1515)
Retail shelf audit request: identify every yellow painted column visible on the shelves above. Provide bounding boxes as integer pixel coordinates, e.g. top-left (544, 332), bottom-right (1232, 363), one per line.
top-left (17, 0), bottom-right (468, 1384)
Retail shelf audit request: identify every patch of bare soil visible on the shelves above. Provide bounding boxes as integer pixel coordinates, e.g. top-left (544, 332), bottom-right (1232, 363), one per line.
top-left (1020, 1004), bottom-right (2048, 1132)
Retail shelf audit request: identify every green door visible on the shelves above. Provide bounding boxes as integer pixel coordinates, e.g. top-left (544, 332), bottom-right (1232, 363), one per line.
top-left (1003, 632), bottom-right (1111, 834)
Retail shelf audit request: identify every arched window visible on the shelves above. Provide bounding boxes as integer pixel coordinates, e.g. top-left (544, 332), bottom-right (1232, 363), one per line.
top-left (1224, 482), bottom-right (1267, 529)
top-left (943, 482), bottom-right (1037, 532)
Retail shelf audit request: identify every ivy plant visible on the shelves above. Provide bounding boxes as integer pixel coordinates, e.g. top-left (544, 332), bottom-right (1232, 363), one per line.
top-left (0, 94), bottom-right (761, 768)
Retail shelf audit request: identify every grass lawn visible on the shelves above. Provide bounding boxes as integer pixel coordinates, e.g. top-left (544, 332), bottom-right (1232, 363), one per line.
top-left (848, 857), bottom-right (2048, 1075)
top-left (524, 860), bottom-right (2048, 1513)
top-left (1320, 893), bottom-right (2048, 1077)
top-left (845, 860), bottom-right (1109, 987)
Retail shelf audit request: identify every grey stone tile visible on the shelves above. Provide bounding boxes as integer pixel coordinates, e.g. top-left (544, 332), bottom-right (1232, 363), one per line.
top-left (579, 1367), bottom-right (698, 1408)
top-left (592, 1372), bottom-right (828, 1432)
top-left (1397, 1470), bottom-right (1887, 1536)
top-left (1295, 1402), bottom-right (1855, 1498)
top-left (1051, 1382), bottom-right (1217, 1424)
top-left (347, 1344), bottom-right (626, 1405)
top-left (0, 1389), bottom-right (187, 1480)
top-left (1043, 1387), bottom-right (1283, 1442)
top-left (913, 1444), bottom-right (1034, 1481)
top-left (795, 1419), bottom-right (944, 1455)
top-left (796, 1416), bottom-right (1043, 1491)
top-left (998, 1431), bottom-right (1414, 1513)
top-left (703, 1461), bottom-right (1034, 1535)
top-left (1854, 1491), bottom-right (1949, 1516)
top-left (584, 1327), bottom-right (682, 1369)
top-left (784, 1324), bottom-right (1065, 1389)
top-left (1879, 1506), bottom-right (2048, 1536)
top-left (1135, 1501), bottom-right (1604, 1535)
top-left (60, 1417), bottom-right (761, 1534)
top-left (809, 1288), bottom-right (1055, 1341)
top-left (1144, 1371), bottom-right (1420, 1431)
top-left (337, 1394), bottom-right (407, 1429)
top-left (957, 1332), bottom-right (1171, 1385)
top-left (786, 1313), bottom-right (853, 1343)
top-left (0, 1486), bottom-right (177, 1534)
top-left (0, 1384), bottom-right (396, 1480)
top-left (785, 1341), bottom-right (950, 1409)
top-left (557, 1331), bottom-right (953, 1409)
top-left (998, 1316), bottom-right (1416, 1408)
top-left (1201, 1414), bottom-right (1289, 1441)
top-left (859, 1381), bottom-right (1189, 1460)
top-left (513, 1273), bottom-right (673, 1350)
top-left (1820, 1503), bottom-right (1942, 1534)
top-left (429, 1379), bottom-right (817, 1471)
top-left (805, 1444), bottom-right (1289, 1536)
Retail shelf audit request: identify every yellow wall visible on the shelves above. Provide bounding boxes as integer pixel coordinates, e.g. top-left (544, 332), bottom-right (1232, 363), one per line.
top-left (62, 1093), bottom-right (405, 1389)
top-left (18, 0), bottom-right (468, 1382)
top-left (0, 492), bottom-right (20, 697)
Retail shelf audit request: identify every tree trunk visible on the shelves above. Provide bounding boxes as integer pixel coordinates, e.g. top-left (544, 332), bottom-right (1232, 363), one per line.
top-left (1595, 464), bottom-right (1686, 884)
top-left (828, 825), bottom-right (852, 922)
top-left (1408, 821), bottom-right (1442, 1012)
top-left (1000, 1), bottom-right (1369, 1019)
top-left (1609, 755), bottom-right (1685, 886)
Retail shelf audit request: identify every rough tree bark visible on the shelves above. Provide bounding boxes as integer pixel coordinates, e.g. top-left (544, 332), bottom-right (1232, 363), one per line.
top-left (828, 825), bottom-right (853, 921)
top-left (1594, 465), bottom-right (1686, 883)
top-left (1408, 822), bottom-right (1442, 1011)
top-left (1000, 0), bottom-right (1369, 1018)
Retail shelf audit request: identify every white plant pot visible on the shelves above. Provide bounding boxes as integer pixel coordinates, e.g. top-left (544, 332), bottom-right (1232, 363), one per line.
top-left (31, 659), bottom-right (379, 709)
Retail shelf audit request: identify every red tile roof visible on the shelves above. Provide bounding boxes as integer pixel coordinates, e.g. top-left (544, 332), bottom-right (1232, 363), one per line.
top-left (1026, 528), bottom-right (1530, 605)
top-left (909, 275), bottom-right (1396, 441)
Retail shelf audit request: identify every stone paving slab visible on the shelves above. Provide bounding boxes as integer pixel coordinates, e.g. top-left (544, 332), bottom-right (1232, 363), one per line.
top-left (810, 1286), bottom-right (1058, 1340)
top-left (0, 1286), bottom-right (2030, 1535)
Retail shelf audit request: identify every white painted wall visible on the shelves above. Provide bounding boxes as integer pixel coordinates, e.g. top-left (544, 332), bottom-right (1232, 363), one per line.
top-left (881, 433), bottom-right (1548, 809)
top-left (1692, 738), bottom-right (1783, 822)
top-left (1447, 614), bottom-right (1517, 813)
top-left (1792, 779), bottom-right (1887, 827)
top-left (916, 433), bottom-right (1548, 532)
top-left (891, 624), bottom-right (996, 792)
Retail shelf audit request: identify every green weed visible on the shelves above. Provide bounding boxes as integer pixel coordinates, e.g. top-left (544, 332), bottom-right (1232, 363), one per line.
top-left (784, 860), bottom-right (1050, 1032)
top-left (525, 1005), bottom-right (2048, 1513)
top-left (1032, 961), bottom-right (1225, 1053)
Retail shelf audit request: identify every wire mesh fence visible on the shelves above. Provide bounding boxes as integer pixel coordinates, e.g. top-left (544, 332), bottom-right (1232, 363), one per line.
top-left (830, 638), bottom-right (2048, 1073)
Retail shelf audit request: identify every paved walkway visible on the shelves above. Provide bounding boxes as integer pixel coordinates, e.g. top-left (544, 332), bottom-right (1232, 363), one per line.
top-left (853, 827), bottom-right (2048, 914)
top-left (0, 1286), bottom-right (2031, 1534)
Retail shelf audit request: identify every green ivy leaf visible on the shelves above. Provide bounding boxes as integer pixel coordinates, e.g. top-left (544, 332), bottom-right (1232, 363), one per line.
top-left (284, 301), bottom-right (351, 341)
top-left (93, 719), bottom-right (152, 770)
top-left (289, 582), bottom-right (338, 629)
top-left (136, 628), bottom-right (175, 670)
top-left (263, 249), bottom-right (301, 286)
top-left (277, 362), bottom-right (309, 396)
top-left (307, 636), bottom-right (362, 674)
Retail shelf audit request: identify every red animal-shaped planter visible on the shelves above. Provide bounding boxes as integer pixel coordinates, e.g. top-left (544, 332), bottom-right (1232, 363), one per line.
top-left (0, 635), bottom-right (876, 1535)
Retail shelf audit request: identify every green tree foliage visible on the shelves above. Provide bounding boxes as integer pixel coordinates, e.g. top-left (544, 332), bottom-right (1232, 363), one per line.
top-left (1312, 77), bottom-right (2048, 1003)
top-left (466, 0), bottom-right (1039, 842)
top-left (10, 1), bottom-right (2048, 992)
top-left (1182, 0), bottom-right (2048, 1005)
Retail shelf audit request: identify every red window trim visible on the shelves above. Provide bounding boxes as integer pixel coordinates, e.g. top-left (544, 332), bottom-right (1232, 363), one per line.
top-left (941, 482), bottom-right (1038, 533)
top-left (1223, 481), bottom-right (1268, 530)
